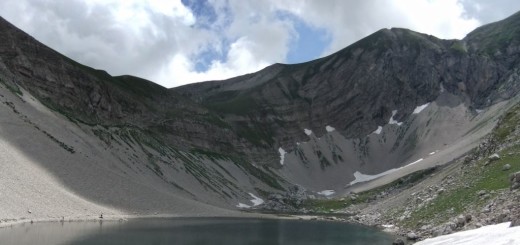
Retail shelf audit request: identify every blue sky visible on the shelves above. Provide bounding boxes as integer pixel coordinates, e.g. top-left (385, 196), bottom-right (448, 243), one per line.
top-left (183, 1), bottom-right (332, 71)
top-left (179, 0), bottom-right (331, 73)
top-left (1, 0), bottom-right (520, 87)
top-left (280, 12), bottom-right (331, 64)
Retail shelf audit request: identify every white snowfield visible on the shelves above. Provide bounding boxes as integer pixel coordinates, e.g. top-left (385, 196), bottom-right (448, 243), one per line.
top-left (317, 190), bottom-right (335, 196)
top-left (350, 171), bottom-right (390, 186)
top-left (248, 193), bottom-right (264, 206)
top-left (236, 193), bottom-right (264, 208)
top-left (388, 110), bottom-right (403, 126)
top-left (304, 128), bottom-right (312, 135)
top-left (325, 125), bottom-right (335, 132)
top-left (278, 147), bottom-right (286, 165)
top-left (349, 158), bottom-right (424, 185)
top-left (415, 222), bottom-right (520, 245)
top-left (236, 203), bottom-right (251, 208)
top-left (408, 158), bottom-right (424, 165)
top-left (413, 103), bottom-right (430, 114)
top-left (373, 126), bottom-right (383, 134)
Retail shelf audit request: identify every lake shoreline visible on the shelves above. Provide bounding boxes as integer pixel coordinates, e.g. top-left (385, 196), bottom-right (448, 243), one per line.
top-left (0, 211), bottom-right (300, 229)
top-left (0, 211), bottom-right (391, 233)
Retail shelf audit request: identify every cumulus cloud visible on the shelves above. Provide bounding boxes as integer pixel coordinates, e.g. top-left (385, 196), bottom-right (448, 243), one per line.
top-left (0, 0), bottom-right (517, 87)
top-left (0, 0), bottom-right (209, 86)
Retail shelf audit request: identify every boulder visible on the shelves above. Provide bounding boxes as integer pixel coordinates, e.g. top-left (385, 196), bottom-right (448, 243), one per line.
top-left (406, 232), bottom-right (419, 240)
top-left (420, 224), bottom-right (432, 231)
top-left (477, 190), bottom-right (487, 196)
top-left (511, 171), bottom-right (520, 190)
top-left (488, 153), bottom-right (500, 161)
top-left (392, 238), bottom-right (405, 245)
top-left (433, 224), bottom-right (453, 236)
top-left (465, 214), bottom-right (472, 223)
top-left (456, 215), bottom-right (466, 227)
top-left (447, 222), bottom-right (457, 230)
top-left (502, 164), bottom-right (511, 171)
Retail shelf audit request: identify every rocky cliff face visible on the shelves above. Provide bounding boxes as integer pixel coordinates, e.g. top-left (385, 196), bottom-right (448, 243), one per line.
top-left (176, 16), bottom-right (520, 153)
top-left (1, 11), bottom-right (520, 210)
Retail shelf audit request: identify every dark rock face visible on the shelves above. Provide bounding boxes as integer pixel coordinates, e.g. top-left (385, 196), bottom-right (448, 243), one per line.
top-left (178, 29), bottom-right (446, 147)
top-left (176, 12), bottom-right (520, 155)
top-left (0, 17), bottom-right (267, 160)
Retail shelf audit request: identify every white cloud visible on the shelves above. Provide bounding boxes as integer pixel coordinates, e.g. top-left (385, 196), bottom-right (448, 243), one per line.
top-left (155, 1), bottom-right (297, 86)
top-left (159, 37), bottom-right (273, 85)
top-left (390, 0), bottom-right (480, 38)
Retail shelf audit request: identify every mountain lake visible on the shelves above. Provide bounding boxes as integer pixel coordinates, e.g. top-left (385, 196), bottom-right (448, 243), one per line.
top-left (0, 217), bottom-right (394, 245)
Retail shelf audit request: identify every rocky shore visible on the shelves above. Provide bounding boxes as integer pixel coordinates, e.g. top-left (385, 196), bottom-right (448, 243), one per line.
top-left (255, 150), bottom-right (520, 244)
top-left (347, 186), bottom-right (519, 243)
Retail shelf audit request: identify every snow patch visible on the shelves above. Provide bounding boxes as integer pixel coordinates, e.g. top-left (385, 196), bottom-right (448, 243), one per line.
top-left (388, 110), bottom-right (403, 126)
top-left (349, 158), bottom-right (424, 185)
top-left (278, 147), bottom-right (286, 165)
top-left (317, 190), bottom-right (335, 196)
top-left (440, 83), bottom-right (445, 93)
top-left (373, 126), bottom-right (383, 134)
top-left (382, 224), bottom-right (394, 228)
top-left (350, 171), bottom-right (391, 185)
top-left (429, 151), bottom-right (436, 155)
top-left (236, 193), bottom-right (264, 208)
top-left (408, 158), bottom-right (424, 165)
top-left (236, 203), bottom-right (250, 208)
top-left (415, 222), bottom-right (520, 245)
top-left (325, 125), bottom-right (335, 132)
top-left (304, 128), bottom-right (312, 135)
top-left (413, 103), bottom-right (430, 114)
top-left (248, 193), bottom-right (264, 206)
top-left (476, 109), bottom-right (484, 114)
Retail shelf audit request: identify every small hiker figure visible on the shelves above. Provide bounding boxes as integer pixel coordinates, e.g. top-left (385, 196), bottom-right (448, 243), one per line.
top-left (99, 213), bottom-right (103, 219)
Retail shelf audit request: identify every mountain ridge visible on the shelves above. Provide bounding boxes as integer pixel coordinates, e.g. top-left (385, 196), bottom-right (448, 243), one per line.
top-left (175, 21), bottom-right (519, 151)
